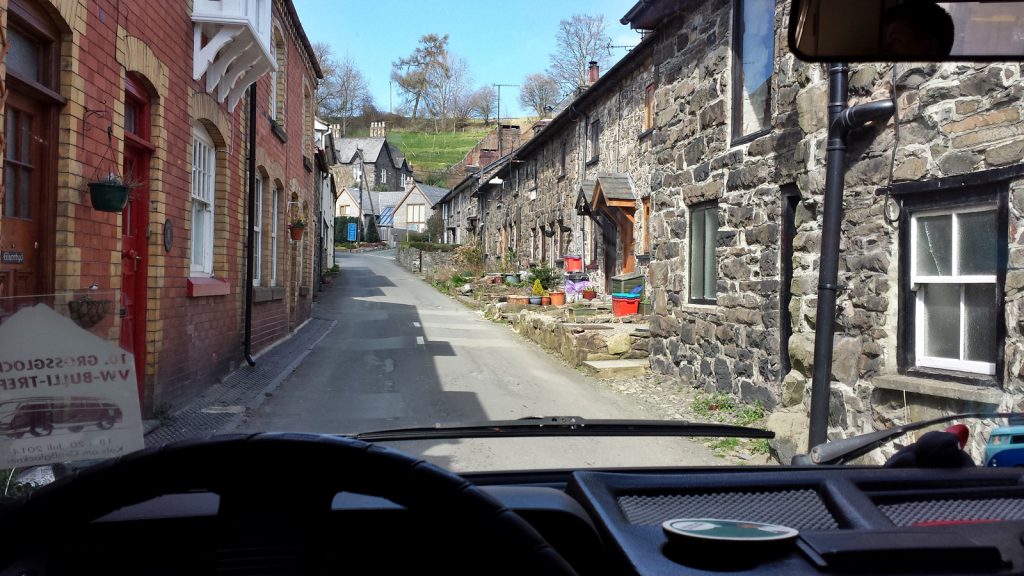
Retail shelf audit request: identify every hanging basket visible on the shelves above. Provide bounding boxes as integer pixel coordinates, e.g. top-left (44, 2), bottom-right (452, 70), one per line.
top-left (67, 299), bottom-right (113, 329)
top-left (289, 226), bottom-right (305, 241)
top-left (88, 182), bottom-right (131, 213)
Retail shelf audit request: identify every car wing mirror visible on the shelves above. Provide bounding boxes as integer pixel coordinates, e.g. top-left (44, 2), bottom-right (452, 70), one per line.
top-left (788, 0), bottom-right (1024, 62)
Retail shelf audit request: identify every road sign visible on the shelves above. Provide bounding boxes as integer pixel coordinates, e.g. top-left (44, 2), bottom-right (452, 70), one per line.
top-left (347, 223), bottom-right (357, 242)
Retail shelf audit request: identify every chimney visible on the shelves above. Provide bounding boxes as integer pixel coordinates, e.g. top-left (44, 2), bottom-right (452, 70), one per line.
top-left (370, 121), bottom-right (387, 138)
top-left (588, 61), bottom-right (599, 84)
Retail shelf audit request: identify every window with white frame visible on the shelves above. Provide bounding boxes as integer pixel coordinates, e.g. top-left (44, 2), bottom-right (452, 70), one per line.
top-left (352, 165), bottom-right (360, 181)
top-left (380, 168), bottom-right (387, 185)
top-left (689, 202), bottom-right (718, 304)
top-left (910, 205), bottom-right (999, 375)
top-left (253, 175), bottom-right (264, 286)
top-left (191, 125), bottom-right (216, 275)
top-left (271, 187), bottom-right (279, 286)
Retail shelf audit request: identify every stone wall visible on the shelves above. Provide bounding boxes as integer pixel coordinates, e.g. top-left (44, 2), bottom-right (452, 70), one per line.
top-left (500, 307), bottom-right (651, 367)
top-left (396, 246), bottom-right (457, 280)
top-left (640, 0), bottom-right (1024, 460)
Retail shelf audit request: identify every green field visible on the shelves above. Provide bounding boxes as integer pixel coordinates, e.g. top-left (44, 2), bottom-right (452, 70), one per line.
top-left (387, 128), bottom-right (493, 173)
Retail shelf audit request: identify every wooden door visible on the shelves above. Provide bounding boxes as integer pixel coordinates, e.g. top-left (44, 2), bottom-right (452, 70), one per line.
top-left (1, 91), bottom-right (51, 305)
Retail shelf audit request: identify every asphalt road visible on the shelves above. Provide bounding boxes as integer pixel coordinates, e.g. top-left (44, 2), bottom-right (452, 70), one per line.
top-left (238, 249), bottom-right (718, 471)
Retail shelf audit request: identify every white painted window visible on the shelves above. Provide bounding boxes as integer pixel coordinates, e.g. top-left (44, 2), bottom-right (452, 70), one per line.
top-left (911, 205), bottom-right (998, 375)
top-left (380, 168), bottom-right (387, 185)
top-left (689, 203), bottom-right (718, 303)
top-left (352, 165), bottom-right (360, 181)
top-left (253, 175), bottom-right (263, 286)
top-left (191, 125), bottom-right (216, 275)
top-left (400, 173), bottom-right (406, 188)
top-left (271, 187), bottom-right (279, 286)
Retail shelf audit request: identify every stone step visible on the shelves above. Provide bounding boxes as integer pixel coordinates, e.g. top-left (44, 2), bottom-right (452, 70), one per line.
top-left (581, 359), bottom-right (650, 379)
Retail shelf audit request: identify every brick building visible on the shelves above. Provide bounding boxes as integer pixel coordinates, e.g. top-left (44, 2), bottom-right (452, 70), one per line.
top-left (0, 0), bottom-right (322, 415)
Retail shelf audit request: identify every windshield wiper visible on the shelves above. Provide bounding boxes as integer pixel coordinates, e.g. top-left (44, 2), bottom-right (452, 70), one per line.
top-left (353, 416), bottom-right (773, 442)
top-left (798, 412), bottom-right (1016, 465)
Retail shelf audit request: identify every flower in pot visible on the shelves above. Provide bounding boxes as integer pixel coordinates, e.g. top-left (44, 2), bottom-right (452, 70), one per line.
top-left (529, 279), bottom-right (543, 305)
top-left (288, 216), bottom-right (307, 241)
top-left (549, 289), bottom-right (566, 306)
top-left (87, 173), bottom-right (138, 213)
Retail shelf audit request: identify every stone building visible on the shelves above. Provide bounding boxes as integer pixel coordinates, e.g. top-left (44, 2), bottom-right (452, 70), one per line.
top-left (329, 128), bottom-right (414, 193)
top-left (0, 0), bottom-right (322, 415)
top-left (481, 53), bottom-right (657, 285)
top-left (475, 0), bottom-right (1024, 459)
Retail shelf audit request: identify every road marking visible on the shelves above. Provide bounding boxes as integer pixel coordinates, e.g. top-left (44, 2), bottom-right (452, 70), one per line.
top-left (416, 336), bottom-right (425, 345)
top-left (413, 321), bottom-right (421, 328)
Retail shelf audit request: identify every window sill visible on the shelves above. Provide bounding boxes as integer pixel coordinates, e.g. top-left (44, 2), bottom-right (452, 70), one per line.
top-left (187, 276), bottom-right (230, 297)
top-left (636, 253), bottom-right (652, 265)
top-left (558, 173), bottom-right (566, 181)
top-left (586, 157), bottom-right (599, 167)
top-left (303, 156), bottom-right (313, 173)
top-left (253, 286), bottom-right (286, 302)
top-left (269, 118), bottom-right (287, 143)
top-left (638, 128), bottom-right (654, 141)
top-left (874, 374), bottom-right (1003, 405)
top-left (731, 128), bottom-right (770, 148)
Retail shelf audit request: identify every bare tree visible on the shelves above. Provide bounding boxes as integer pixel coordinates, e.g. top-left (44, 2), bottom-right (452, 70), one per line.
top-left (423, 53), bottom-right (471, 132)
top-left (547, 14), bottom-right (611, 96)
top-left (391, 34), bottom-right (448, 121)
top-left (468, 86), bottom-right (497, 124)
top-left (313, 42), bottom-right (373, 136)
top-left (518, 73), bottom-right (559, 118)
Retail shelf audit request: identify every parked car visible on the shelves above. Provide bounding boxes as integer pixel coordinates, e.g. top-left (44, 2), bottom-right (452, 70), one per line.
top-left (0, 397), bottom-right (123, 439)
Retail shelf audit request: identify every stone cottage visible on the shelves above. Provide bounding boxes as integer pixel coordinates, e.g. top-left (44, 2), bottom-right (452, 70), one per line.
top-left (475, 0), bottom-right (1024, 460)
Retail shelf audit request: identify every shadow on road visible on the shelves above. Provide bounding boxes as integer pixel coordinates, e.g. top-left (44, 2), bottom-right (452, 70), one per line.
top-left (242, 258), bottom-right (487, 471)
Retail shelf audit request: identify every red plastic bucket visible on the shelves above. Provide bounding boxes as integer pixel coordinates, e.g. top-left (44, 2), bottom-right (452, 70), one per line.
top-left (612, 296), bottom-right (639, 317)
top-left (564, 256), bottom-right (582, 272)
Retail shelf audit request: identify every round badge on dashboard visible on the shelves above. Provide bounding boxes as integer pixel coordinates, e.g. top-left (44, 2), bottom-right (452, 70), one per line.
top-left (662, 518), bottom-right (799, 543)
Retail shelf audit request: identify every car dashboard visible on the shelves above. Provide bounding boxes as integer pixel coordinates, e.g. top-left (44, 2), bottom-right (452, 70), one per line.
top-left (6, 464), bottom-right (1024, 575)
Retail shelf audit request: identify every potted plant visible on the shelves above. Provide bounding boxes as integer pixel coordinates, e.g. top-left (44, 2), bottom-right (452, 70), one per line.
top-left (289, 216), bottom-right (307, 241)
top-left (87, 173), bottom-right (137, 213)
top-left (529, 279), bottom-right (543, 305)
top-left (582, 286), bottom-right (597, 300)
top-left (541, 292), bottom-right (552, 306)
top-left (640, 295), bottom-right (652, 315)
top-left (549, 288), bottom-right (566, 306)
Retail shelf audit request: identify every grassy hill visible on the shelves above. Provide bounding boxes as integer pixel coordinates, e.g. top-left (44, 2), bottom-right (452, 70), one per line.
top-left (387, 128), bottom-right (492, 174)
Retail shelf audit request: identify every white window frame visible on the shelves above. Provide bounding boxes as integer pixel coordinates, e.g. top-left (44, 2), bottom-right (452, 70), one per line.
top-left (352, 165), bottom-right (360, 181)
top-left (400, 173), bottom-right (406, 188)
top-left (191, 126), bottom-right (216, 276)
top-left (253, 176), bottom-right (264, 286)
top-left (910, 204), bottom-right (998, 375)
top-left (271, 187), bottom-right (279, 286)
top-left (381, 168), bottom-right (387, 185)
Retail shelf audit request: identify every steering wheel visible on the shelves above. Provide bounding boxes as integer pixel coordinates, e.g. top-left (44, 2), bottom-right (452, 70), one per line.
top-left (2, 433), bottom-right (578, 575)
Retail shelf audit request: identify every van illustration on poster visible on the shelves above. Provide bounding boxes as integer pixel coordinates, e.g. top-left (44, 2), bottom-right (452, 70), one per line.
top-left (0, 304), bottom-right (145, 469)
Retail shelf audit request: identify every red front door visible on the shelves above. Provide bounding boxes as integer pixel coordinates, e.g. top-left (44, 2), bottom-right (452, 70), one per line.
top-left (120, 77), bottom-right (152, 403)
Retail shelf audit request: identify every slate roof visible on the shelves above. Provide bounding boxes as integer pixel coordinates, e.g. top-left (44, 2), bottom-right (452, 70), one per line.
top-left (595, 173), bottom-right (636, 201)
top-left (376, 190), bottom-right (408, 209)
top-left (417, 183), bottom-right (449, 208)
top-left (335, 138), bottom-right (387, 165)
top-left (577, 179), bottom-right (597, 205)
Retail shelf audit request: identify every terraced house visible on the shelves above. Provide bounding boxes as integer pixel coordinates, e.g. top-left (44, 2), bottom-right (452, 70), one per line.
top-left (0, 0), bottom-right (323, 415)
top-left (478, 0), bottom-right (1024, 458)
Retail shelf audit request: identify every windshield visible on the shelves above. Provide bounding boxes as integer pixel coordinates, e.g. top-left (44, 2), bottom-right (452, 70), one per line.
top-left (0, 0), bottom-right (1020, 489)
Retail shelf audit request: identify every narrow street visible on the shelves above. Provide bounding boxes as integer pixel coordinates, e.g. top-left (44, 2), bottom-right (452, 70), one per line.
top-left (238, 249), bottom-right (718, 471)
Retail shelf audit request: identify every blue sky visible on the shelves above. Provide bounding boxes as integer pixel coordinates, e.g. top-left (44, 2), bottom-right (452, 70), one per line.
top-left (293, 0), bottom-right (642, 119)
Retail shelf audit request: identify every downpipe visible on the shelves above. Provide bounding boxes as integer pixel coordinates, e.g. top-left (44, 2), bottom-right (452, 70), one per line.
top-left (807, 63), bottom-right (894, 450)
top-left (243, 83), bottom-right (257, 367)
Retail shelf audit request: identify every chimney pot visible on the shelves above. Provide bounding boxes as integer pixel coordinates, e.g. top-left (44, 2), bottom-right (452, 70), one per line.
top-left (588, 61), bottom-right (599, 84)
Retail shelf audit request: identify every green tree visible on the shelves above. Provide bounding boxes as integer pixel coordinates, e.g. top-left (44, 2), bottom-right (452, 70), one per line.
top-left (365, 217), bottom-right (381, 243)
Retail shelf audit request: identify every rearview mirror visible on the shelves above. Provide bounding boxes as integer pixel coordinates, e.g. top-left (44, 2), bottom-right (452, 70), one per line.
top-left (788, 0), bottom-right (1024, 61)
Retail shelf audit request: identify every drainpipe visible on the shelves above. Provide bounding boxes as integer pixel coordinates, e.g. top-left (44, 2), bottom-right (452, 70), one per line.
top-left (808, 63), bottom-right (894, 449)
top-left (243, 82), bottom-right (257, 367)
